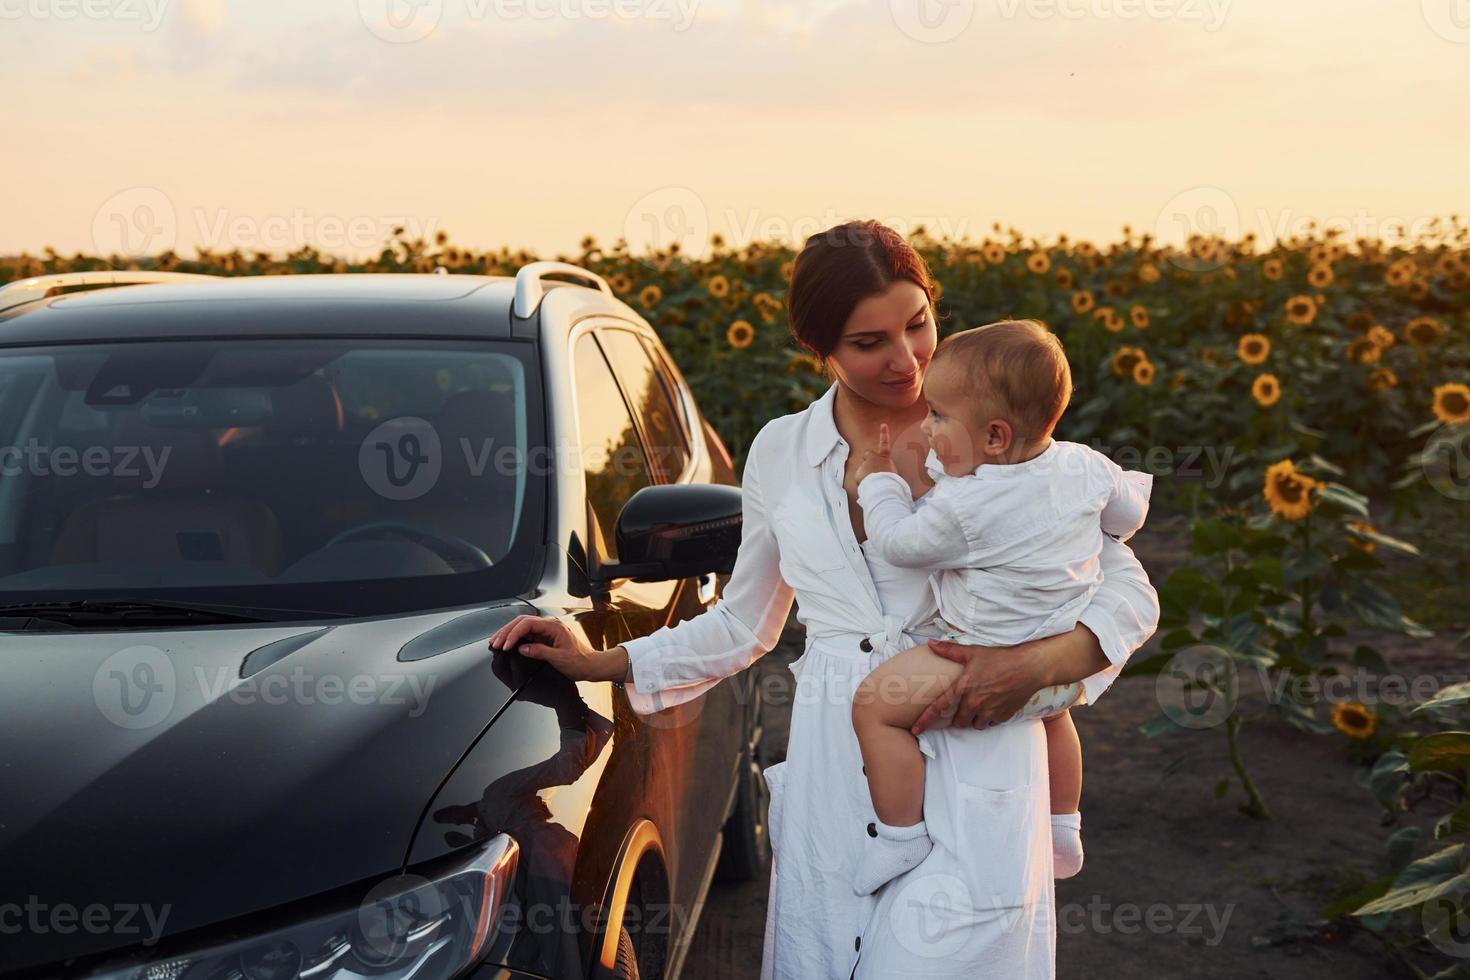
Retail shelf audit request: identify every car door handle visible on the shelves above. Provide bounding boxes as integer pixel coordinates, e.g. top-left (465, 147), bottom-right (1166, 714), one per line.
top-left (697, 572), bottom-right (717, 605)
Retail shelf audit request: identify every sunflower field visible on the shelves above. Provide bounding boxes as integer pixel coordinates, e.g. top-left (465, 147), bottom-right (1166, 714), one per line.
top-left (4, 221), bottom-right (1470, 967)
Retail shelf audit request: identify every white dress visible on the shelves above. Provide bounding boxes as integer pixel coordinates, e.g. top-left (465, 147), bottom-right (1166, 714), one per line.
top-left (619, 381), bottom-right (1161, 979)
top-left (848, 537), bottom-right (1056, 979)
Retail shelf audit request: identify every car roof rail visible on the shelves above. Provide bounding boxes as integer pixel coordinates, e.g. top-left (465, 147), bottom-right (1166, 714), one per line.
top-left (512, 261), bottom-right (612, 319)
top-left (0, 270), bottom-right (221, 314)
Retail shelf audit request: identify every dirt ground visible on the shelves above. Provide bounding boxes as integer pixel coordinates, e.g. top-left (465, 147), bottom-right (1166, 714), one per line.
top-left (682, 514), bottom-right (1470, 979)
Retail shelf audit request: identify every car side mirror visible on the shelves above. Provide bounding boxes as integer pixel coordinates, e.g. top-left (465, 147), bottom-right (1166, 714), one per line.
top-left (600, 484), bottom-right (743, 583)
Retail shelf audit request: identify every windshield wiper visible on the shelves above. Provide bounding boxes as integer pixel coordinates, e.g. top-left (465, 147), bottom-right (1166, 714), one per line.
top-left (0, 599), bottom-right (352, 629)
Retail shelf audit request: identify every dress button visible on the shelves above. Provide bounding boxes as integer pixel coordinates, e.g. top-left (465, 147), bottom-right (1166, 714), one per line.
top-left (866, 822), bottom-right (877, 837)
top-left (859, 638), bottom-right (872, 652)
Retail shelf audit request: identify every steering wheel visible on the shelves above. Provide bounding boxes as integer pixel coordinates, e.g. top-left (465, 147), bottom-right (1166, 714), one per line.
top-left (323, 520), bottom-right (493, 570)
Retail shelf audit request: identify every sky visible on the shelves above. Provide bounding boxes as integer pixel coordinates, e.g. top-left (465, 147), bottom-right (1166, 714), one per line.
top-left (3, 0), bottom-right (1468, 261)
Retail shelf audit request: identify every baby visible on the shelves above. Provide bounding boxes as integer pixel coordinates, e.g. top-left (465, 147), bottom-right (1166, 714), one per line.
top-left (848, 318), bottom-right (1153, 896)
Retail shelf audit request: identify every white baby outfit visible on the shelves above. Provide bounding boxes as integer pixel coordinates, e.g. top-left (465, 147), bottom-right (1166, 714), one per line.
top-left (856, 438), bottom-right (1154, 726)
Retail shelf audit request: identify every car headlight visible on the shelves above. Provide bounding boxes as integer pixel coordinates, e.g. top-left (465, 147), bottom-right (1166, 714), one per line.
top-left (90, 835), bottom-right (518, 980)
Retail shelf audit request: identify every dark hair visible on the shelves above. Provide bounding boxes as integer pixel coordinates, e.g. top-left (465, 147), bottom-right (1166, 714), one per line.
top-left (786, 220), bottom-right (937, 365)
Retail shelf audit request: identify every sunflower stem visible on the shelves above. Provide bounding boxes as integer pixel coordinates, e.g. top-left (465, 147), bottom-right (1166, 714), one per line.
top-left (1226, 714), bottom-right (1271, 819)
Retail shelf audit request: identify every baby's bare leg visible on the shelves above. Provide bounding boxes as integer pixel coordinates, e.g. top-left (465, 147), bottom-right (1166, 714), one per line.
top-left (1042, 709), bottom-right (1082, 813)
top-left (851, 644), bottom-right (964, 826)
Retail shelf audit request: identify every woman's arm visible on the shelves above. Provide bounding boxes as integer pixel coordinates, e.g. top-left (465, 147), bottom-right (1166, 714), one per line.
top-left (492, 428), bottom-right (795, 716)
top-left (911, 534), bottom-right (1160, 732)
top-left (619, 437), bottom-right (795, 713)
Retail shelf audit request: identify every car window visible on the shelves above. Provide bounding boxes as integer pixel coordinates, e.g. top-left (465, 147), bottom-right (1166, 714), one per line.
top-left (0, 338), bottom-right (546, 618)
top-left (572, 333), bottom-right (651, 561)
top-left (597, 328), bottom-right (691, 484)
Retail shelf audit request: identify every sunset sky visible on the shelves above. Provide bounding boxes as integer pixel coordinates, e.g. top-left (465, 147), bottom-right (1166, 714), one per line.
top-left (4, 0), bottom-right (1468, 261)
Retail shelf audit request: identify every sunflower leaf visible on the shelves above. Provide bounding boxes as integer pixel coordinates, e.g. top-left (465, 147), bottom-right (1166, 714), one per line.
top-left (1410, 732), bottom-right (1470, 772)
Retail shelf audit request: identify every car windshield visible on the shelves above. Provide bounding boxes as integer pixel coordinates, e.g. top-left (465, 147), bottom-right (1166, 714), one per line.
top-left (0, 337), bottom-right (545, 620)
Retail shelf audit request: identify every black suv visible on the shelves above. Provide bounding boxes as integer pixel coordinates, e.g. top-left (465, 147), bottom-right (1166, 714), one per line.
top-left (0, 266), bottom-right (769, 980)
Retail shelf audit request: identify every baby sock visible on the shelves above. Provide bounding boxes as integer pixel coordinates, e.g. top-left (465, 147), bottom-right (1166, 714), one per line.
top-left (852, 817), bottom-right (934, 896)
top-left (1052, 810), bottom-right (1083, 879)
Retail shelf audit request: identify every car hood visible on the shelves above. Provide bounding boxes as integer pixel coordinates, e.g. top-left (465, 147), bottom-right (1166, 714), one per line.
top-left (0, 599), bottom-right (535, 972)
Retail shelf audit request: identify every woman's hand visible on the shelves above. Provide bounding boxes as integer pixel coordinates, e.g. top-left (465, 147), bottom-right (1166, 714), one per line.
top-left (488, 615), bottom-right (619, 682)
top-left (854, 422), bottom-right (897, 483)
top-left (911, 624), bottom-right (1108, 732)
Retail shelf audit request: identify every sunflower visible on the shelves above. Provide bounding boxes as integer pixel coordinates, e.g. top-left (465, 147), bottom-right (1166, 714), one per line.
top-left (786, 352), bottom-right (824, 375)
top-left (780, 260), bottom-right (795, 282)
top-left (1130, 305), bottom-right (1150, 329)
top-left (1367, 324), bottom-right (1395, 349)
top-left (1284, 295), bottom-right (1318, 326)
top-left (1384, 261), bottom-right (1414, 288)
top-left (1237, 333), bottom-right (1270, 365)
top-left (1365, 368), bottom-right (1398, 392)
top-left (707, 274), bottom-right (730, 299)
top-left (609, 273), bottom-right (632, 294)
top-left (1111, 345), bottom-right (1146, 377)
top-left (726, 319), bottom-right (755, 350)
top-left (1308, 243), bottom-right (1331, 265)
top-left (1132, 360), bottom-right (1155, 386)
top-left (1094, 307), bottom-right (1125, 332)
top-left (1138, 262), bottom-right (1161, 284)
top-left (983, 242), bottom-right (1006, 264)
top-left (1170, 371), bottom-right (1187, 391)
top-left (1103, 280), bottom-right (1126, 299)
top-left (1027, 251), bottom-right (1051, 275)
top-left (1404, 316), bottom-right (1445, 346)
top-left (1345, 338), bottom-right (1382, 364)
top-left (1055, 268), bottom-right (1075, 290)
top-left (1331, 701), bottom-right (1377, 739)
top-left (1200, 347), bottom-right (1218, 367)
top-left (1345, 520), bottom-right (1377, 554)
top-left (1307, 263), bottom-right (1334, 289)
top-left (1262, 258), bottom-right (1284, 281)
top-left (1433, 383), bottom-right (1470, 425)
top-left (1071, 290), bottom-right (1095, 315)
top-left (1346, 311), bottom-right (1374, 332)
top-left (753, 291), bottom-right (782, 322)
top-left (1263, 458), bottom-right (1321, 521)
top-left (639, 284), bottom-right (663, 307)
top-left (1252, 373), bottom-right (1282, 407)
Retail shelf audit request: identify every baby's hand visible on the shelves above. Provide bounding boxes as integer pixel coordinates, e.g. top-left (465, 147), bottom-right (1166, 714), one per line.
top-left (855, 423), bottom-right (897, 483)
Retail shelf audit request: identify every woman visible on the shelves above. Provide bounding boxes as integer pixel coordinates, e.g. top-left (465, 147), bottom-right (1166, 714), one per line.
top-left (488, 220), bottom-right (1160, 979)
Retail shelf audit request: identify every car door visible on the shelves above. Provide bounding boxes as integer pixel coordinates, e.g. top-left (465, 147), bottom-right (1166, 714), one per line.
top-left (576, 325), bottom-right (744, 915)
